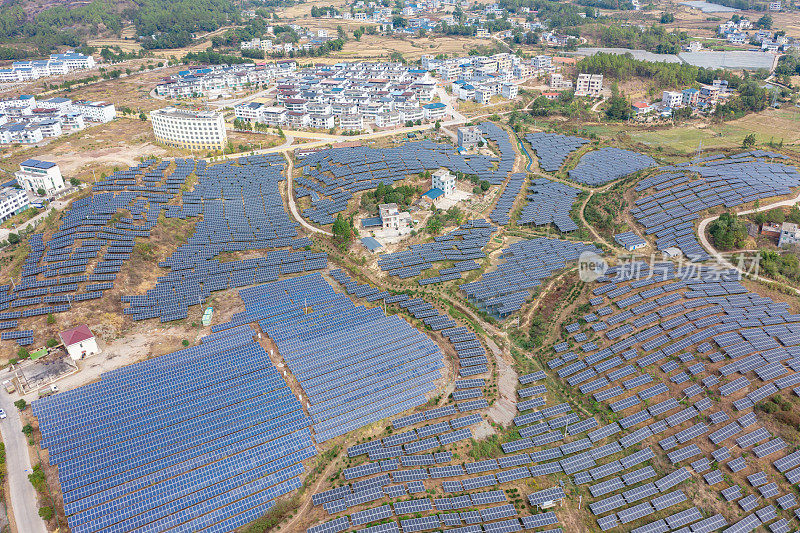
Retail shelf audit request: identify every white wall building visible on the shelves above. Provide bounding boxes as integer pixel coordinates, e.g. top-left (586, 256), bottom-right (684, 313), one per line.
top-left (71, 101), bottom-right (116, 123)
top-left (0, 186), bottom-right (29, 221)
top-left (432, 168), bottom-right (456, 196)
top-left (662, 91), bottom-right (683, 109)
top-left (59, 324), bottom-right (100, 360)
top-left (150, 107), bottom-right (227, 151)
top-left (14, 159), bottom-right (64, 195)
top-left (457, 126), bottom-right (483, 149)
top-left (575, 74), bottom-right (603, 97)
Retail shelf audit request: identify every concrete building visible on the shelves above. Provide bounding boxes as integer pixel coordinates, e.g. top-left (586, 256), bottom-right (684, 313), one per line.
top-left (379, 203), bottom-right (412, 232)
top-left (779, 222), bottom-right (800, 247)
top-left (548, 73), bottom-right (573, 90)
top-left (662, 91), bottom-right (683, 109)
top-left (457, 126), bottom-right (483, 149)
top-left (0, 186), bottom-right (29, 221)
top-left (575, 74), bottom-right (603, 97)
top-left (682, 88), bottom-right (699, 107)
top-left (15, 159), bottom-right (64, 194)
top-left (59, 324), bottom-right (100, 360)
top-left (501, 83), bottom-right (518, 100)
top-left (71, 101), bottom-right (116, 123)
top-left (150, 107), bottom-right (227, 151)
top-left (432, 168), bottom-right (456, 196)
top-left (423, 102), bottom-right (446, 120)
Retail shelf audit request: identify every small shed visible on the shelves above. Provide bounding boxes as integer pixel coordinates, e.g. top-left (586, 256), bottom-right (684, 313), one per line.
top-left (59, 324), bottom-right (100, 361)
top-left (614, 231), bottom-right (647, 252)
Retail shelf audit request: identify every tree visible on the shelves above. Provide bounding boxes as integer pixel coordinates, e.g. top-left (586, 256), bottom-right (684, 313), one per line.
top-left (139, 112), bottom-right (147, 121)
top-left (756, 14), bottom-right (772, 29)
top-left (708, 212), bottom-right (748, 250)
top-left (22, 424), bottom-right (33, 436)
top-left (765, 208), bottom-right (785, 224)
top-left (332, 213), bottom-right (354, 246)
top-left (46, 313), bottom-right (55, 325)
top-left (14, 399), bottom-right (26, 411)
top-left (434, 120), bottom-right (441, 130)
top-left (45, 338), bottom-right (58, 348)
top-left (659, 13), bottom-right (675, 23)
top-left (480, 180), bottom-right (490, 192)
top-left (36, 188), bottom-right (45, 196)
top-left (38, 507), bottom-right (53, 521)
top-left (605, 91), bottom-right (630, 121)
top-left (742, 133), bottom-right (756, 148)
top-left (17, 348), bottom-right (29, 359)
top-left (7, 233), bottom-right (19, 245)
top-left (70, 178), bottom-right (80, 186)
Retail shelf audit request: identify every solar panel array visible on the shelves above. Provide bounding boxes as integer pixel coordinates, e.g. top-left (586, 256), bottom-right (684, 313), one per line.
top-left (569, 147), bottom-right (656, 186)
top-left (525, 132), bottom-right (589, 172)
top-left (32, 327), bottom-right (315, 533)
top-left (462, 238), bottom-right (600, 318)
top-left (296, 122), bottom-right (517, 225)
top-left (518, 178), bottom-right (580, 232)
top-left (329, 269), bottom-right (487, 376)
top-left (631, 152), bottom-right (800, 261)
top-left (234, 273), bottom-right (444, 443)
top-left (376, 220), bottom-right (495, 284)
top-left (489, 173), bottom-right (526, 226)
top-left (1, 155), bottom-right (326, 344)
top-left (553, 258), bottom-right (800, 530)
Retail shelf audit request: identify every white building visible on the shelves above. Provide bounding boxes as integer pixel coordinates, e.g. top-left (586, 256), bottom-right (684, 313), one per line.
top-left (150, 107), bottom-right (227, 151)
top-left (50, 51), bottom-right (96, 71)
top-left (59, 324), bottom-right (100, 360)
top-left (379, 202), bottom-right (412, 232)
top-left (779, 222), bottom-right (799, 247)
top-left (548, 73), bottom-right (573, 90)
top-left (432, 168), bottom-right (456, 196)
top-left (662, 91), bottom-right (683, 109)
top-left (533, 55), bottom-right (553, 70)
top-left (575, 74), bottom-right (603, 97)
top-left (71, 101), bottom-right (116, 123)
top-left (0, 186), bottom-right (29, 221)
top-left (457, 126), bottom-right (483, 149)
top-left (422, 103), bottom-right (446, 120)
top-left (309, 113), bottom-right (335, 129)
top-left (501, 83), bottom-right (518, 100)
top-left (339, 113), bottom-right (365, 131)
top-left (15, 159), bottom-right (64, 195)
top-left (770, 1), bottom-right (781, 10)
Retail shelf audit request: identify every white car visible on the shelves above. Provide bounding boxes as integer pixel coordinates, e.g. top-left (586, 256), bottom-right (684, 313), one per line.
top-left (0, 409), bottom-right (6, 419)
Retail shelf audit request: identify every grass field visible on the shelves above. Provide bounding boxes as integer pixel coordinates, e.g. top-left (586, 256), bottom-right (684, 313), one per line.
top-left (583, 105), bottom-right (800, 154)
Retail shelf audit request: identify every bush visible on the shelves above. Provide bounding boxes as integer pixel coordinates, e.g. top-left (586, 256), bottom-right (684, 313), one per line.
top-left (38, 507), bottom-right (53, 521)
top-left (21, 424), bottom-right (33, 436)
top-left (28, 465), bottom-right (46, 493)
top-left (7, 233), bottom-right (19, 245)
top-left (17, 348), bottom-right (29, 359)
top-left (14, 399), bottom-right (26, 411)
top-left (46, 313), bottom-right (55, 325)
top-left (182, 339), bottom-right (189, 346)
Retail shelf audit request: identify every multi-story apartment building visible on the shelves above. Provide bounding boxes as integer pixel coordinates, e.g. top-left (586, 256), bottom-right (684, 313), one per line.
top-left (575, 73), bottom-right (603, 97)
top-left (150, 107), bottom-right (227, 151)
top-left (0, 186), bottom-right (29, 221)
top-left (14, 159), bottom-right (64, 194)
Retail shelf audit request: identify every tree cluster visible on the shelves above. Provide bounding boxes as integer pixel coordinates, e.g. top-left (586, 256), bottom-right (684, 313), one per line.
top-left (708, 212), bottom-right (748, 250)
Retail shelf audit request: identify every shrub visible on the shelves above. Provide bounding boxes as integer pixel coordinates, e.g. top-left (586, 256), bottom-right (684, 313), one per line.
top-left (38, 507), bottom-right (53, 521)
top-left (14, 399), bottom-right (26, 410)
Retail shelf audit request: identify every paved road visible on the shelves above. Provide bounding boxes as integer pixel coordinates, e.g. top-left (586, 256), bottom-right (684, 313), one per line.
top-left (0, 391), bottom-right (48, 533)
top-left (0, 197), bottom-right (71, 244)
top-left (282, 152), bottom-right (332, 237)
top-left (697, 190), bottom-right (800, 295)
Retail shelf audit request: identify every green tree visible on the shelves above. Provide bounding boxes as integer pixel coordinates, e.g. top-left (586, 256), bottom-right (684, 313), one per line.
top-left (14, 399), bottom-right (26, 411)
top-left (708, 212), bottom-right (748, 250)
top-left (139, 112), bottom-right (147, 121)
top-left (7, 233), bottom-right (19, 245)
top-left (45, 338), bottom-right (58, 348)
top-left (434, 120), bottom-right (441, 130)
top-left (46, 313), bottom-right (55, 325)
top-left (22, 424), bottom-right (33, 437)
top-left (742, 133), bottom-right (756, 148)
top-left (756, 14), bottom-right (773, 29)
top-left (480, 180), bottom-right (490, 192)
top-left (332, 213), bottom-right (354, 246)
top-left (39, 507), bottom-right (53, 521)
top-left (765, 208), bottom-right (785, 224)
top-left (36, 188), bottom-right (45, 196)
